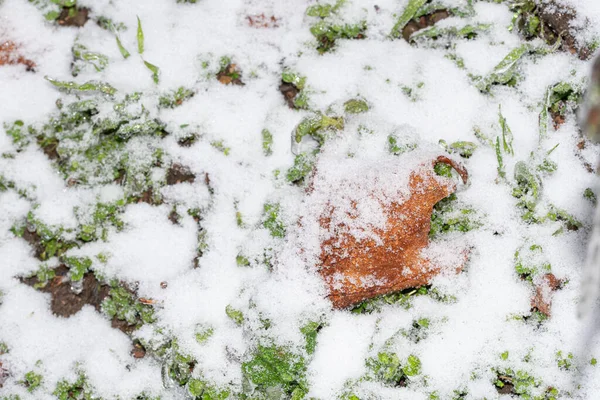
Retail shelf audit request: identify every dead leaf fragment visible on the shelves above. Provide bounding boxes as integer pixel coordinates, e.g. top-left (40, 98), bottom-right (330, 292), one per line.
top-left (318, 155), bottom-right (469, 309)
top-left (217, 64), bottom-right (244, 86)
top-left (531, 273), bottom-right (561, 317)
top-left (0, 41), bottom-right (36, 71)
top-left (247, 14), bottom-right (279, 29)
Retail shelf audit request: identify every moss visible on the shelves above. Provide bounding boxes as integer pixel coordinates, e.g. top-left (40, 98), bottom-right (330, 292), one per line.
top-left (310, 21), bottom-right (367, 53)
top-left (54, 373), bottom-right (100, 400)
top-left (242, 344), bottom-right (308, 399)
top-left (101, 284), bottom-right (156, 328)
top-left (4, 120), bottom-right (29, 150)
top-left (366, 352), bottom-right (422, 386)
top-left (211, 140), bottom-right (231, 156)
top-left (429, 193), bottom-right (480, 238)
top-left (556, 351), bottom-right (574, 371)
top-left (188, 378), bottom-right (230, 399)
top-left (433, 162), bottom-right (453, 178)
top-left (195, 326), bottom-right (214, 344)
top-left (20, 370), bottom-right (43, 392)
top-left (261, 129), bottom-right (274, 156)
top-left (262, 203), bottom-right (286, 238)
top-left (351, 286), bottom-right (429, 313)
top-left (225, 305), bottom-right (244, 326)
top-left (514, 243), bottom-right (551, 282)
top-left (286, 152), bottom-right (316, 184)
top-left (63, 256), bottom-right (93, 282)
top-left (388, 134), bottom-right (417, 155)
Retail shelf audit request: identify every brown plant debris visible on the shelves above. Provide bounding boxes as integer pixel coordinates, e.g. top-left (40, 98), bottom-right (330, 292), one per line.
top-left (0, 41), bottom-right (36, 71)
top-left (217, 63), bottom-right (244, 86)
top-left (247, 14), bottom-right (280, 29)
top-left (531, 273), bottom-right (562, 317)
top-left (318, 155), bottom-right (469, 309)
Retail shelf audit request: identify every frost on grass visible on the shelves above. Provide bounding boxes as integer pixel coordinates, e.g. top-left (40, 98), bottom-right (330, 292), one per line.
top-left (1, 0), bottom-right (600, 398)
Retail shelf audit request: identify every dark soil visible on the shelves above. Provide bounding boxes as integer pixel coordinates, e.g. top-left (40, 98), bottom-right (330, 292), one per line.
top-left (57, 7), bottom-right (90, 27)
top-left (402, 10), bottom-right (450, 41)
top-left (166, 164), bottom-right (196, 185)
top-left (495, 376), bottom-right (515, 395)
top-left (21, 265), bottom-right (110, 318)
top-left (279, 81), bottom-right (300, 109)
top-left (131, 342), bottom-right (146, 359)
top-left (536, 2), bottom-right (592, 60)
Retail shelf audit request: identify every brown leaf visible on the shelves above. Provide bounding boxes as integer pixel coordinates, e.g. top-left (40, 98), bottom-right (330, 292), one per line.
top-left (0, 41), bottom-right (36, 71)
top-left (247, 14), bottom-right (280, 29)
top-left (531, 273), bottom-right (561, 317)
top-left (318, 155), bottom-right (468, 309)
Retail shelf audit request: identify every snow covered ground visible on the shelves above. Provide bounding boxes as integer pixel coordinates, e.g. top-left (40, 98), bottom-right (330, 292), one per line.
top-left (2, 0), bottom-right (600, 398)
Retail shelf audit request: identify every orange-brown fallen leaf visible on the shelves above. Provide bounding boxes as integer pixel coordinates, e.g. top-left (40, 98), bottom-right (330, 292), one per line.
top-left (318, 155), bottom-right (469, 309)
top-left (531, 273), bottom-right (561, 317)
top-left (0, 41), bottom-right (36, 71)
top-left (247, 14), bottom-right (280, 28)
top-left (217, 64), bottom-right (244, 86)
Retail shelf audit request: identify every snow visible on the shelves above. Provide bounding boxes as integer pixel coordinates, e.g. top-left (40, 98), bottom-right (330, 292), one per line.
top-left (1, 0), bottom-right (600, 398)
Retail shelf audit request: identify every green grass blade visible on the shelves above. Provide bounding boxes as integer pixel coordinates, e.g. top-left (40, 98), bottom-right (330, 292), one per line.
top-left (137, 16), bottom-right (144, 54)
top-left (115, 35), bottom-right (130, 59)
top-left (143, 60), bottom-right (160, 84)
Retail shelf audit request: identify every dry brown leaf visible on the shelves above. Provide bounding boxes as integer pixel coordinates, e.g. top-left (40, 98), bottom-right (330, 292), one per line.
top-left (318, 155), bottom-right (469, 309)
top-left (531, 273), bottom-right (561, 317)
top-left (247, 14), bottom-right (280, 29)
top-left (0, 41), bottom-right (36, 71)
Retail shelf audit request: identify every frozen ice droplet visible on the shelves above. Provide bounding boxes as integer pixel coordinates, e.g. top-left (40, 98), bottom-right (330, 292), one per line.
top-left (70, 279), bottom-right (83, 295)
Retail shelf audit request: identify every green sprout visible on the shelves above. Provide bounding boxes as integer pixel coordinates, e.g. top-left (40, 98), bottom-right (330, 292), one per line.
top-left (137, 16), bottom-right (144, 54)
top-left (242, 344), bottom-right (308, 399)
top-left (143, 60), bottom-right (160, 84)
